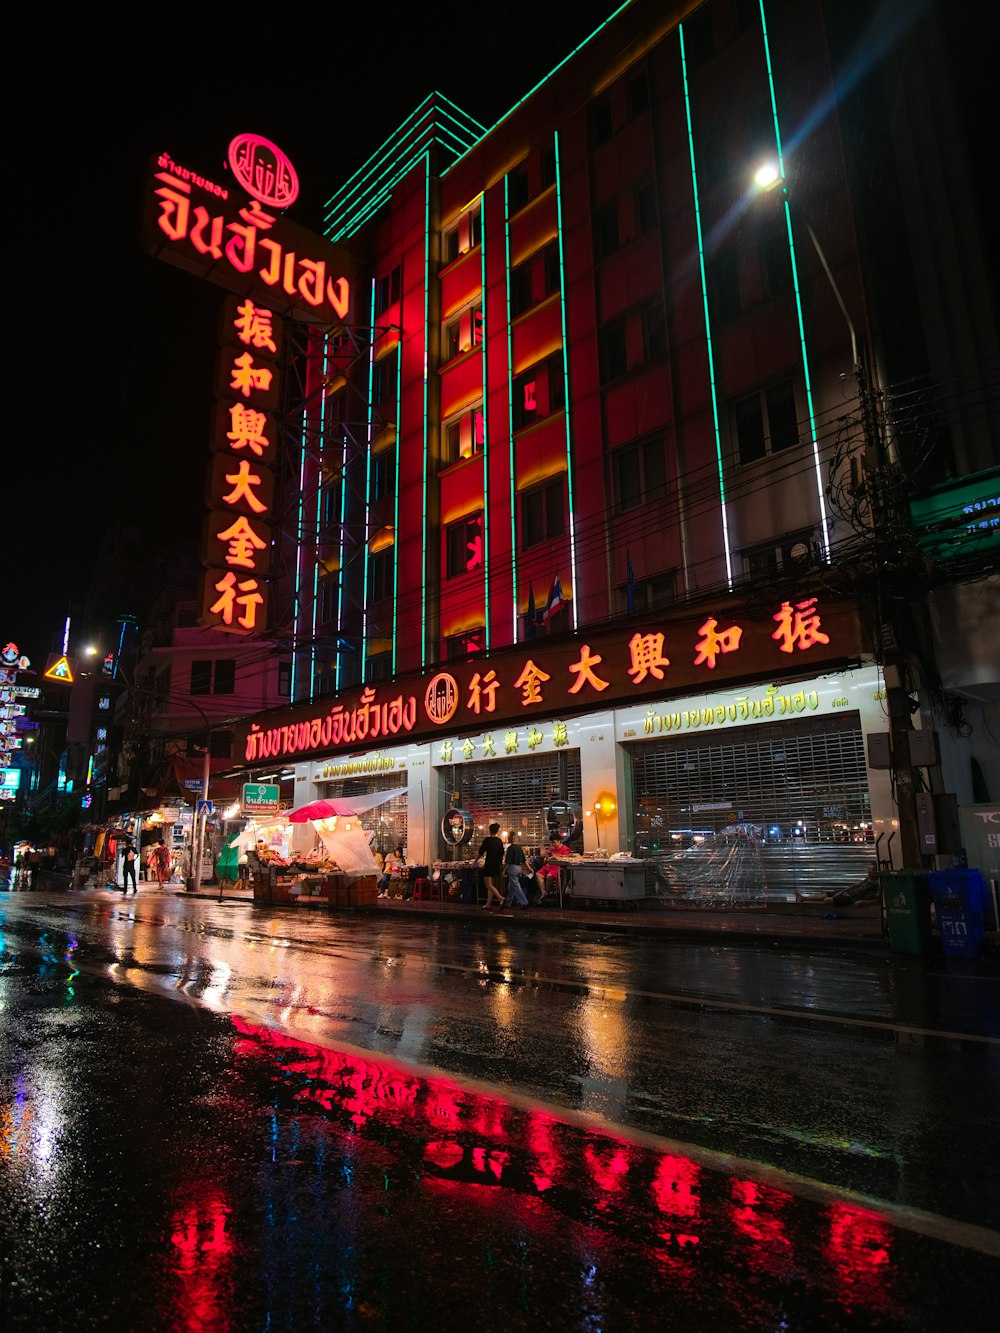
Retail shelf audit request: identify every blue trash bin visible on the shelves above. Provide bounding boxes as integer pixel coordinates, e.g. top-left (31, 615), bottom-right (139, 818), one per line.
top-left (928, 869), bottom-right (989, 959)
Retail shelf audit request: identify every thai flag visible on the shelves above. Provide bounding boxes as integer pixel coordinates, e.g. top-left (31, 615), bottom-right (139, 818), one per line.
top-left (541, 575), bottom-right (565, 624)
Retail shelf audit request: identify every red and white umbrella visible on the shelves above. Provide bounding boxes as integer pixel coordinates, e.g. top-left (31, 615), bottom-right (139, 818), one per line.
top-left (287, 786), bottom-right (408, 824)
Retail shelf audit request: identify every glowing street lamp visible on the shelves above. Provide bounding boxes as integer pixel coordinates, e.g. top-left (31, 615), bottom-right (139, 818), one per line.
top-left (585, 793), bottom-right (616, 850)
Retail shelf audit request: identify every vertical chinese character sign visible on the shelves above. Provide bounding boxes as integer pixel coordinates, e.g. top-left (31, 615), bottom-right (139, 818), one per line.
top-left (199, 295), bottom-right (283, 634)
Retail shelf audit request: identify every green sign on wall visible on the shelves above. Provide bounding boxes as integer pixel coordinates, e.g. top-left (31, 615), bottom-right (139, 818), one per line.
top-left (242, 782), bottom-right (280, 815)
top-left (909, 467), bottom-right (999, 561)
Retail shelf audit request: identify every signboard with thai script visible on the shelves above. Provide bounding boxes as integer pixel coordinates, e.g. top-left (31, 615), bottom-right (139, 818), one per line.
top-left (233, 597), bottom-right (865, 767)
top-left (242, 781), bottom-right (280, 815)
top-left (140, 150), bottom-right (354, 326)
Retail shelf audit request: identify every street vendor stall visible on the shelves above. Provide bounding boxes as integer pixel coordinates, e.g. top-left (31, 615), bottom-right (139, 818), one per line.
top-left (246, 789), bottom-right (407, 909)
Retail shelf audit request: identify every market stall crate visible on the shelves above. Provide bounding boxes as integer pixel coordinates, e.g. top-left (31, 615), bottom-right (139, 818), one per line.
top-left (568, 861), bottom-right (647, 904)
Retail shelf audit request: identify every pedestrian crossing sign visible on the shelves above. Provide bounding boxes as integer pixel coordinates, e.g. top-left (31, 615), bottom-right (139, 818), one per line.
top-left (43, 655), bottom-right (75, 683)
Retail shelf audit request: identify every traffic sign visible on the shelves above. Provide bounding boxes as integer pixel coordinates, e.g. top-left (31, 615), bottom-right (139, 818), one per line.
top-left (196, 799), bottom-right (214, 817)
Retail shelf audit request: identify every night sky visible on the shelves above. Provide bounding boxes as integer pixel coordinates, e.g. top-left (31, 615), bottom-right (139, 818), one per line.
top-left (8, 4), bottom-right (620, 666)
top-left (9, 1), bottom-right (989, 669)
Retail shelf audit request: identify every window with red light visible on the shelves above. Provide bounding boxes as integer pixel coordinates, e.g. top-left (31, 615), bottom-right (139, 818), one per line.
top-left (445, 629), bottom-right (484, 660)
top-left (442, 404), bottom-right (484, 466)
top-left (445, 514), bottom-right (484, 577)
top-left (443, 304), bottom-right (483, 363)
top-left (512, 354), bottom-right (564, 430)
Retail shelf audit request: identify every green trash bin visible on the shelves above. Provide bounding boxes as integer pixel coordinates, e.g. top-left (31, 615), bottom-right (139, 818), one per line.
top-left (882, 870), bottom-right (933, 955)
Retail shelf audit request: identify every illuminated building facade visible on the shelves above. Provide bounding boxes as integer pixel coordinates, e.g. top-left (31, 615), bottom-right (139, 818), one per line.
top-left (241, 0), bottom-right (996, 896)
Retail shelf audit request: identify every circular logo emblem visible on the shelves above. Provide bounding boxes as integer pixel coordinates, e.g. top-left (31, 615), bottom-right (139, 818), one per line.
top-left (424, 673), bottom-right (460, 725)
top-left (228, 134), bottom-right (299, 209)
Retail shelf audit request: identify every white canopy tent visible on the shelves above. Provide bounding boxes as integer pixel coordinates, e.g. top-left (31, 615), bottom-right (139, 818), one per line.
top-left (232, 787), bottom-right (408, 876)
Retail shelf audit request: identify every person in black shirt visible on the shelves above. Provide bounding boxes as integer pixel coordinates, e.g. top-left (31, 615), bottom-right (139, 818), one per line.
top-left (477, 822), bottom-right (505, 908)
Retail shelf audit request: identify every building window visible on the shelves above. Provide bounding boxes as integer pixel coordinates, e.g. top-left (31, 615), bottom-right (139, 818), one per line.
top-left (732, 379), bottom-right (800, 464)
top-left (710, 251), bottom-right (741, 321)
top-left (598, 318), bottom-right (628, 381)
top-left (618, 569), bottom-right (675, 614)
top-left (190, 661), bottom-right (212, 695)
top-left (190, 659), bottom-right (235, 694)
top-left (446, 629), bottom-right (484, 660)
top-left (374, 264), bottom-right (401, 317)
top-left (368, 549), bottom-right (393, 603)
top-left (445, 514), bottom-right (484, 577)
top-left (642, 297), bottom-right (667, 361)
top-left (520, 477), bottom-right (565, 548)
top-left (443, 304), bottom-right (483, 362)
top-left (277, 660), bottom-right (292, 696)
top-left (443, 204), bottom-right (482, 265)
top-left (588, 93), bottom-right (613, 147)
top-left (318, 575), bottom-right (338, 626)
top-left (594, 200), bottom-right (620, 260)
top-left (371, 449), bottom-right (396, 502)
top-left (373, 349), bottom-right (398, 409)
top-left (510, 241), bottom-right (559, 318)
top-left (512, 354), bottom-right (565, 430)
top-left (741, 530), bottom-right (817, 582)
top-left (443, 404), bottom-right (485, 465)
top-left (510, 263), bottom-right (533, 318)
top-left (612, 437), bottom-right (667, 512)
top-left (628, 71), bottom-right (650, 119)
top-left (367, 651), bottom-right (392, 683)
top-left (635, 179), bottom-right (657, 233)
top-left (507, 163), bottom-right (530, 214)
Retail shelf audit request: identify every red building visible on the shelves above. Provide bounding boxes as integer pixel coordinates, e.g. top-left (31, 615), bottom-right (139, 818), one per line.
top-left (230, 0), bottom-right (996, 901)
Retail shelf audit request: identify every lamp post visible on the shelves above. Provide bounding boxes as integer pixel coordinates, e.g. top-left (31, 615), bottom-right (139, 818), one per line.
top-left (586, 796), bottom-right (616, 851)
top-left (753, 160), bottom-right (924, 868)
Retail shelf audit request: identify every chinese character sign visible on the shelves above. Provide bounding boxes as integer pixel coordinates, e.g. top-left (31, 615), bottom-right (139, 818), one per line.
top-left (200, 295), bottom-right (283, 634)
top-left (235, 598), bottom-right (863, 764)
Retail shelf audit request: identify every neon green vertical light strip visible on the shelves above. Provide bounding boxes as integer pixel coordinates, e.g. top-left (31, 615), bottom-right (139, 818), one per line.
top-left (679, 24), bottom-right (734, 590)
top-left (362, 277), bottom-right (377, 682)
top-left (759, 0), bottom-right (830, 557)
top-left (480, 193), bottom-right (490, 652)
top-left (504, 176), bottom-right (518, 641)
top-left (553, 130), bottom-right (579, 628)
top-left (421, 151), bottom-right (431, 668)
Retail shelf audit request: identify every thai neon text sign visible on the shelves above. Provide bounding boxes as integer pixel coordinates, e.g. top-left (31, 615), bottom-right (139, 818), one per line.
top-left (237, 598), bottom-right (862, 764)
top-left (142, 153), bottom-right (352, 324)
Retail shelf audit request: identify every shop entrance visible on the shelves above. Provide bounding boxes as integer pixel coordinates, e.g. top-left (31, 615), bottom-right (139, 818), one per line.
top-left (628, 713), bottom-right (874, 903)
top-left (442, 751), bottom-right (582, 860)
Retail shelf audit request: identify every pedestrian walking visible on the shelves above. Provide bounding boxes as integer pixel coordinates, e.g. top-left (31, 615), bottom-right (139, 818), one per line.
top-left (121, 842), bottom-right (138, 894)
top-left (476, 823), bottom-right (506, 908)
top-left (150, 838), bottom-right (170, 887)
top-left (28, 847), bottom-right (42, 890)
top-left (503, 837), bottom-right (530, 909)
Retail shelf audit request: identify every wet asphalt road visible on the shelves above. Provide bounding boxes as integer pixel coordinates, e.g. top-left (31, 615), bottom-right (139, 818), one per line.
top-left (1, 888), bottom-right (998, 1331)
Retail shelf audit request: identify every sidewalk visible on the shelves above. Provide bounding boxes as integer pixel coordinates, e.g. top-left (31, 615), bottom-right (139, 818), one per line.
top-left (24, 874), bottom-right (998, 955)
top-left (178, 877), bottom-right (893, 949)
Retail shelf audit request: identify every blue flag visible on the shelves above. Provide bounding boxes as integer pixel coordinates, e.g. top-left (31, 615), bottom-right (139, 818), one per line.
top-left (626, 551), bottom-right (637, 613)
